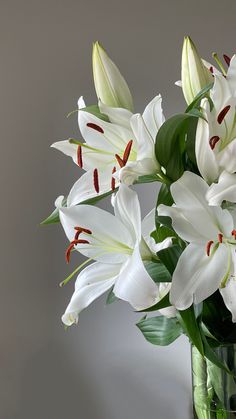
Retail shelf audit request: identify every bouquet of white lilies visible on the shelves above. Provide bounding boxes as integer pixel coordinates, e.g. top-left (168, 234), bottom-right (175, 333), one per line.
top-left (43, 36), bottom-right (236, 416)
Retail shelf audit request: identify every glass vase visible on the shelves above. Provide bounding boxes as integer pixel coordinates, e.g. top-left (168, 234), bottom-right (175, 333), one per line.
top-left (192, 344), bottom-right (236, 418)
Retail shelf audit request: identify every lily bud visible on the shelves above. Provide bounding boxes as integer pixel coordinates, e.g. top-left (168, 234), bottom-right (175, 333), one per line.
top-left (92, 41), bottom-right (134, 111)
top-left (181, 36), bottom-right (213, 105)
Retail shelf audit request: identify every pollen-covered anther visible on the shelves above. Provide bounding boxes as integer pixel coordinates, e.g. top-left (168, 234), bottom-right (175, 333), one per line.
top-left (93, 168), bottom-right (99, 193)
top-left (231, 230), bottom-right (236, 239)
top-left (77, 145), bottom-right (83, 168)
top-left (218, 233), bottom-right (223, 243)
top-left (209, 136), bottom-right (220, 150)
top-left (111, 167), bottom-right (116, 191)
top-left (206, 240), bottom-right (214, 256)
top-left (123, 140), bottom-right (133, 165)
top-left (115, 154), bottom-right (125, 168)
top-left (74, 226), bottom-right (92, 240)
top-left (86, 122), bottom-right (104, 133)
top-left (65, 239), bottom-right (90, 263)
top-left (217, 105), bottom-right (231, 124)
top-left (209, 66), bottom-right (214, 74)
top-left (223, 54), bottom-right (231, 67)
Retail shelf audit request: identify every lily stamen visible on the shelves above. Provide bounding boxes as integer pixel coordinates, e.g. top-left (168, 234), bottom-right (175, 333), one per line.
top-left (111, 167), bottom-right (116, 191)
top-left (123, 140), bottom-right (133, 165)
top-left (74, 226), bottom-right (92, 240)
top-left (209, 135), bottom-right (220, 150)
top-left (86, 122), bottom-right (104, 133)
top-left (217, 105), bottom-right (231, 124)
top-left (206, 240), bottom-right (214, 256)
top-left (115, 154), bottom-right (125, 168)
top-left (231, 230), bottom-right (236, 239)
top-left (77, 145), bottom-right (83, 168)
top-left (223, 54), bottom-right (231, 67)
top-left (93, 168), bottom-right (99, 193)
top-left (218, 233), bottom-right (223, 243)
top-left (66, 239), bottom-right (90, 263)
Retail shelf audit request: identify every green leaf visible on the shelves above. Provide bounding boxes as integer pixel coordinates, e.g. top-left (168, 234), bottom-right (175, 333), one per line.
top-left (178, 306), bottom-right (204, 356)
top-left (155, 184), bottom-right (173, 229)
top-left (157, 245), bottom-right (183, 275)
top-left (135, 174), bottom-right (160, 184)
top-left (81, 105), bottom-right (110, 122)
top-left (200, 331), bottom-right (232, 375)
top-left (185, 82), bottom-right (213, 113)
top-left (41, 197), bottom-right (67, 225)
top-left (137, 316), bottom-right (182, 346)
top-left (155, 113), bottom-right (197, 181)
top-left (144, 260), bottom-right (171, 283)
top-left (138, 293), bottom-right (171, 313)
top-left (106, 287), bottom-right (118, 305)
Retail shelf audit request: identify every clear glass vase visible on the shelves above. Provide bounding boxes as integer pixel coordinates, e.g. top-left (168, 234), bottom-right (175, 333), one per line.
top-left (192, 344), bottom-right (236, 418)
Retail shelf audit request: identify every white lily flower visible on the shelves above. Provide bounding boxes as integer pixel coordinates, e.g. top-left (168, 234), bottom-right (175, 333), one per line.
top-left (60, 185), bottom-right (171, 326)
top-left (181, 36), bottom-right (213, 105)
top-left (51, 95), bottom-right (163, 204)
top-left (92, 41), bottom-right (134, 111)
top-left (158, 171), bottom-right (236, 322)
top-left (196, 74), bottom-right (236, 184)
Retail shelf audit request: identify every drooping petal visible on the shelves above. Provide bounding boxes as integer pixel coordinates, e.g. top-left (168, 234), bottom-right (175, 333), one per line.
top-left (170, 243), bottom-right (229, 310)
top-left (207, 171), bottom-right (236, 205)
top-left (142, 95), bottom-right (165, 139)
top-left (113, 184), bottom-right (141, 242)
top-left (62, 262), bottom-right (119, 326)
top-left (51, 140), bottom-right (78, 165)
top-left (220, 277), bottom-right (236, 322)
top-left (67, 167), bottom-right (119, 206)
top-left (59, 205), bottom-right (133, 264)
top-left (195, 99), bottom-right (219, 183)
top-left (158, 283), bottom-right (176, 318)
top-left (113, 244), bottom-right (159, 310)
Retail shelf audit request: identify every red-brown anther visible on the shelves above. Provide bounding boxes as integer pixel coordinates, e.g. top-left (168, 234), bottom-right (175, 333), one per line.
top-left (111, 167), bottom-right (116, 191)
top-left (223, 54), bottom-right (231, 67)
top-left (209, 136), bottom-right (220, 150)
top-left (218, 233), bottom-right (223, 243)
top-left (231, 230), bottom-right (236, 239)
top-left (217, 105), bottom-right (231, 124)
top-left (74, 226), bottom-right (92, 240)
top-left (86, 122), bottom-right (104, 133)
top-left (77, 145), bottom-right (83, 168)
top-left (65, 239), bottom-right (90, 263)
top-left (206, 240), bottom-right (214, 257)
top-left (122, 140), bottom-right (133, 165)
top-left (209, 66), bottom-right (214, 74)
top-left (93, 168), bottom-right (99, 193)
top-left (115, 154), bottom-right (125, 168)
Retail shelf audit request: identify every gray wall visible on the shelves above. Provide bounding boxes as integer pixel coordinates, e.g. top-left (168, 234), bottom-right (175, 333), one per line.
top-left (1, 0), bottom-right (236, 418)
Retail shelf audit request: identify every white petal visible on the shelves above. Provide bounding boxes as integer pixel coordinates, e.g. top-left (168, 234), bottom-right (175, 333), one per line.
top-left (113, 244), bottom-right (158, 310)
top-left (67, 167), bottom-right (119, 207)
top-left (62, 262), bottom-right (119, 326)
top-left (220, 276), bottom-right (236, 322)
top-left (114, 184), bottom-right (141, 242)
top-left (211, 74), bottom-right (233, 111)
top-left (218, 138), bottom-right (236, 174)
top-left (195, 99), bottom-right (219, 183)
top-left (207, 171), bottom-right (236, 205)
top-left (51, 140), bottom-right (78, 165)
top-left (158, 283), bottom-right (176, 318)
top-left (130, 114), bottom-right (156, 161)
top-left (142, 95), bottom-right (165, 139)
top-left (78, 96), bottom-right (86, 109)
top-left (55, 195), bottom-right (65, 208)
top-left (98, 101), bottom-right (132, 128)
top-left (227, 54), bottom-right (236, 97)
top-left (59, 204), bottom-right (133, 264)
top-left (170, 243), bottom-right (229, 310)
top-left (141, 208), bottom-right (155, 242)
top-left (175, 80), bottom-right (182, 87)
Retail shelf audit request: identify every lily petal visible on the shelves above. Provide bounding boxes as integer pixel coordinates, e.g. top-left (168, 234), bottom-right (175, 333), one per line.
top-left (114, 184), bottom-right (141, 242)
top-left (98, 100), bottom-right (132, 129)
top-left (113, 244), bottom-right (158, 310)
top-left (207, 171), bottom-right (236, 205)
top-left (220, 276), bottom-right (236, 322)
top-left (62, 262), bottom-right (119, 326)
top-left (170, 243), bottom-right (229, 310)
top-left (142, 95), bottom-right (165, 139)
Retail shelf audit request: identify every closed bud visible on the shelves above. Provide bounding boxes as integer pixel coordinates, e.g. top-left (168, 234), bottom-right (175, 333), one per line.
top-left (92, 41), bottom-right (134, 111)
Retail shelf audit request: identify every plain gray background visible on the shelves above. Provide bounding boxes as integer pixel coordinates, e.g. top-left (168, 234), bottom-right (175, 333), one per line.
top-left (1, 0), bottom-right (236, 418)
